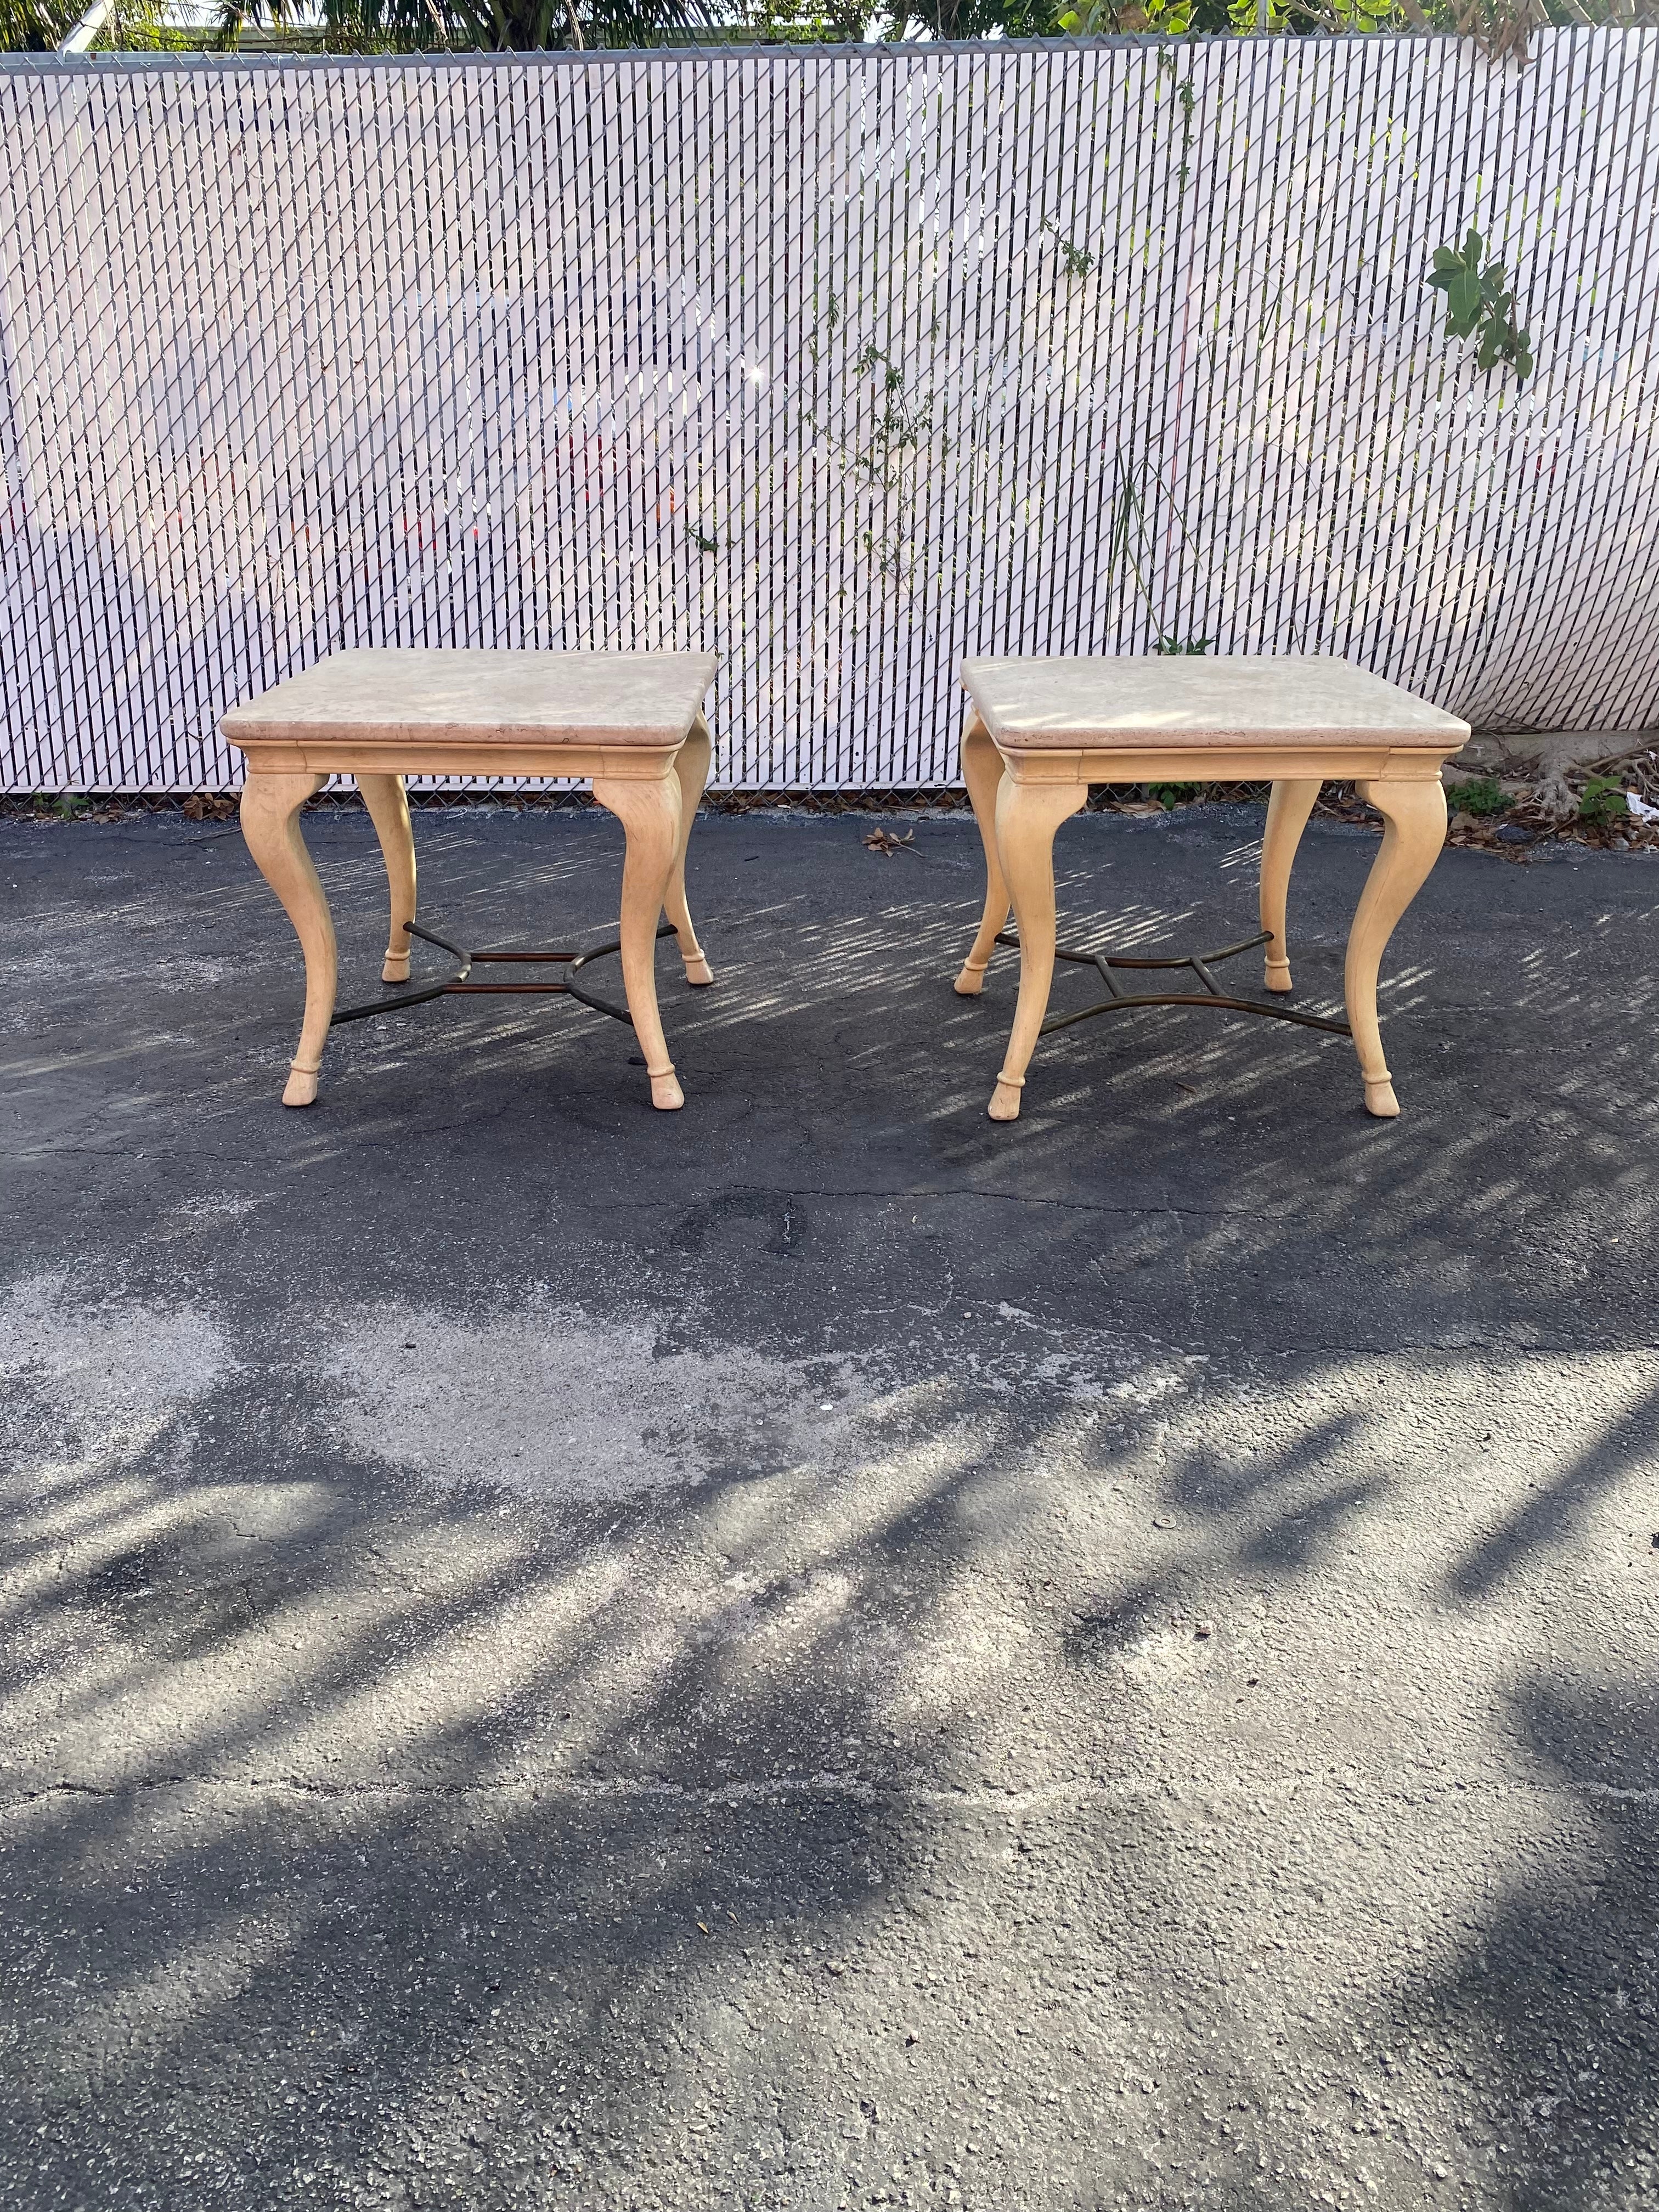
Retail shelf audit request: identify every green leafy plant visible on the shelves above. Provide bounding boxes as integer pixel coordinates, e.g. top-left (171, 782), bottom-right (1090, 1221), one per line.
top-left (1154, 636), bottom-right (1211, 654)
top-left (1147, 781), bottom-right (1201, 808)
top-left (1446, 774), bottom-right (1510, 816)
top-left (805, 319), bottom-right (947, 592)
top-left (1578, 775), bottom-right (1629, 827)
top-left (851, 345), bottom-right (930, 487)
top-left (1428, 229), bottom-right (1534, 383)
top-left (1045, 221), bottom-right (1095, 280)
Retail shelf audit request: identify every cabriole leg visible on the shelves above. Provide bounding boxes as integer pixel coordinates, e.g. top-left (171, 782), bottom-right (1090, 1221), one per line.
top-left (240, 770), bottom-right (335, 1108)
top-left (593, 771), bottom-right (685, 1111)
top-left (1344, 777), bottom-right (1447, 1119)
top-left (987, 776), bottom-right (1088, 1122)
top-left (665, 714), bottom-right (714, 988)
top-left (954, 714), bottom-right (1011, 997)
top-left (1260, 777), bottom-right (1321, 992)
top-left (357, 772), bottom-right (417, 983)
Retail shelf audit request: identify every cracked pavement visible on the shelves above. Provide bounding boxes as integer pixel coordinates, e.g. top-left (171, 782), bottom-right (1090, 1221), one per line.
top-left (2, 804), bottom-right (1656, 2212)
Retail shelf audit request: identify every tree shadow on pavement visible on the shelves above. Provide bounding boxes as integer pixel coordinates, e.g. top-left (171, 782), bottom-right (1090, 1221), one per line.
top-left (3, 810), bottom-right (1658, 2211)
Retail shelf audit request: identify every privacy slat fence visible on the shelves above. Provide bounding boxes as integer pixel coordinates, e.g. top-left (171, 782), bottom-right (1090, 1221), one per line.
top-left (2, 30), bottom-right (1657, 792)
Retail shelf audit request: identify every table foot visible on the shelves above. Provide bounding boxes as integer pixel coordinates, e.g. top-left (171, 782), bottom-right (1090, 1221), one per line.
top-left (381, 951), bottom-right (411, 984)
top-left (953, 959), bottom-right (989, 997)
top-left (682, 952), bottom-right (715, 988)
top-left (651, 1068), bottom-right (686, 1111)
top-left (1264, 956), bottom-right (1294, 993)
top-left (1364, 1076), bottom-right (1401, 1119)
top-left (989, 1075), bottom-right (1023, 1121)
top-left (284, 1059), bottom-right (321, 1108)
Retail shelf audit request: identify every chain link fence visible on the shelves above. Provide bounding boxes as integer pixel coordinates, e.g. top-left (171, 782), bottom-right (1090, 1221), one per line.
top-left (2, 31), bottom-right (1657, 792)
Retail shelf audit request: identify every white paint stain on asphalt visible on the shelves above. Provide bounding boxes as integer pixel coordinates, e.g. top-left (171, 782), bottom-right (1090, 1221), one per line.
top-left (0, 1273), bottom-right (234, 1432)
top-left (320, 1300), bottom-right (864, 1500)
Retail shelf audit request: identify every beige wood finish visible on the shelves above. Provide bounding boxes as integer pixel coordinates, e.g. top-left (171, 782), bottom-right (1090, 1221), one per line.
top-left (954, 657), bottom-right (1468, 1123)
top-left (224, 650), bottom-right (718, 1113)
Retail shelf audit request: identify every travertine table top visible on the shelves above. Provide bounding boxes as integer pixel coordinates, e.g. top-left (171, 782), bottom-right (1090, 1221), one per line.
top-left (960, 656), bottom-right (1470, 751)
top-left (222, 650), bottom-right (720, 749)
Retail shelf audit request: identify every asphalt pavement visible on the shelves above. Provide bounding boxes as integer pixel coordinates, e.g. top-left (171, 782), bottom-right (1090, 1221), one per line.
top-left (2, 802), bottom-right (1656, 2212)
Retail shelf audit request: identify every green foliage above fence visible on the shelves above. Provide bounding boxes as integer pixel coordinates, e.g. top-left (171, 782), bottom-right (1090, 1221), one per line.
top-left (16, 0), bottom-right (1658, 55)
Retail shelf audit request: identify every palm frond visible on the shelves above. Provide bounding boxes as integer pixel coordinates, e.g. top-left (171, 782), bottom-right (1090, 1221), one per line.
top-left (0, 0), bottom-right (82, 47)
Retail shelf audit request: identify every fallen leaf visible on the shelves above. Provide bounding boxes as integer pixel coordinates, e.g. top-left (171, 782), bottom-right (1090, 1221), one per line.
top-left (862, 827), bottom-right (916, 856)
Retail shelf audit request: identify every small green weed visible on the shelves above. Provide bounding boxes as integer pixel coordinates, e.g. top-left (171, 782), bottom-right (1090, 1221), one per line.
top-left (1427, 229), bottom-right (1534, 383)
top-left (1147, 781), bottom-right (1201, 809)
top-left (1153, 636), bottom-right (1211, 656)
top-left (1447, 775), bottom-right (1509, 817)
top-left (1578, 776), bottom-right (1629, 827)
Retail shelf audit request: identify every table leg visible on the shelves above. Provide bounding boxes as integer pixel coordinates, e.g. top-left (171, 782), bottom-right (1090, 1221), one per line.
top-left (592, 771), bottom-right (685, 1111)
top-left (357, 772), bottom-right (417, 984)
top-left (1260, 777), bottom-right (1322, 992)
top-left (1345, 777), bottom-right (1447, 1119)
top-left (953, 713), bottom-right (1009, 997)
top-left (664, 714), bottom-right (715, 989)
top-left (239, 770), bottom-right (336, 1108)
top-left (988, 776), bottom-right (1088, 1121)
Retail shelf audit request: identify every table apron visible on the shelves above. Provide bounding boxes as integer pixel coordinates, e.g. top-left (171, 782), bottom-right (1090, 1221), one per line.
top-left (994, 745), bottom-right (1457, 786)
top-left (232, 742), bottom-right (685, 782)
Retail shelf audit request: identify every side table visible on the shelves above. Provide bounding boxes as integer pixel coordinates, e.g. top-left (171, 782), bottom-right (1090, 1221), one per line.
top-left (223, 649), bottom-right (719, 1113)
top-left (953, 656), bottom-right (1470, 1122)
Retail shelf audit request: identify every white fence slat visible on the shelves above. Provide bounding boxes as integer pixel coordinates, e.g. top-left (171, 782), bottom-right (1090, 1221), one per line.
top-left (2, 33), bottom-right (1658, 793)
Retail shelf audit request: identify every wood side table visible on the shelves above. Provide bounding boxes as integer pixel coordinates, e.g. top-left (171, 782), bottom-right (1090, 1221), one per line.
top-left (953, 656), bottom-right (1470, 1122)
top-left (223, 649), bottom-right (719, 1113)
